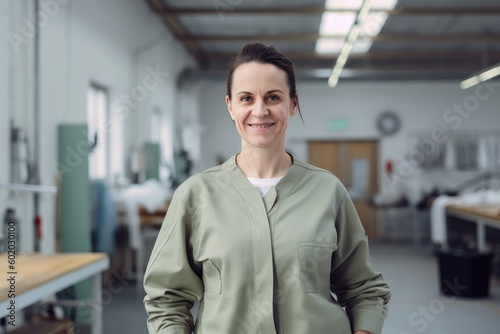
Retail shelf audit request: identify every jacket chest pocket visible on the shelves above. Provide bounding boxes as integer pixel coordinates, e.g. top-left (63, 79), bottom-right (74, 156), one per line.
top-left (202, 259), bottom-right (222, 294)
top-left (299, 242), bottom-right (337, 293)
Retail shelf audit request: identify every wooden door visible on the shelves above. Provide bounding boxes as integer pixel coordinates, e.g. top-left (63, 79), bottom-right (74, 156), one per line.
top-left (308, 140), bottom-right (379, 239)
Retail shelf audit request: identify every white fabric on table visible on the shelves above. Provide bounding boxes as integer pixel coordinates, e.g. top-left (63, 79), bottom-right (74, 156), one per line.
top-left (431, 190), bottom-right (500, 244)
top-left (119, 179), bottom-right (171, 250)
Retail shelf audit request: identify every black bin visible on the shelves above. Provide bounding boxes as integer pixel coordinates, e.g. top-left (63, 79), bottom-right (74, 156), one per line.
top-left (437, 248), bottom-right (493, 298)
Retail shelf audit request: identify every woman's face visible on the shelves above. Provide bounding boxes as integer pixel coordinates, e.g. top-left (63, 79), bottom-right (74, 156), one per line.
top-left (226, 62), bottom-right (296, 151)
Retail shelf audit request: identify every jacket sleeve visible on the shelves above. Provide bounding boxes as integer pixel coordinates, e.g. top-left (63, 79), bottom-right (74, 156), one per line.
top-left (143, 193), bottom-right (203, 334)
top-left (330, 192), bottom-right (391, 334)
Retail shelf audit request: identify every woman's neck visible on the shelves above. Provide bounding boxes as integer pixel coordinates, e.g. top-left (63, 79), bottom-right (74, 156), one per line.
top-left (236, 148), bottom-right (292, 178)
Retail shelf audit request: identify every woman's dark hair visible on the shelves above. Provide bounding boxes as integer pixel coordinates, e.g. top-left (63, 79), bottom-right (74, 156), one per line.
top-left (226, 42), bottom-right (303, 122)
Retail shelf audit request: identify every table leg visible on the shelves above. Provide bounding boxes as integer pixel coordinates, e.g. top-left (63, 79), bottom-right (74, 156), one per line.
top-left (413, 208), bottom-right (421, 246)
top-left (136, 244), bottom-right (144, 292)
top-left (91, 273), bottom-right (103, 334)
top-left (477, 220), bottom-right (486, 253)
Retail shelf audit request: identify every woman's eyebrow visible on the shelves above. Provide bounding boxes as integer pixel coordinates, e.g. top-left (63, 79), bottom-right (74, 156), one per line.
top-left (236, 89), bottom-right (284, 95)
top-left (236, 91), bottom-right (253, 96)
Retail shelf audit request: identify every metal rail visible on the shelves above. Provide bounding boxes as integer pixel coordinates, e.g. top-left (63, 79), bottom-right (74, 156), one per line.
top-left (0, 183), bottom-right (57, 194)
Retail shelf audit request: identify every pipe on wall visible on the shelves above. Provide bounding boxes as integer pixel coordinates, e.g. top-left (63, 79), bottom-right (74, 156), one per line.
top-left (32, 0), bottom-right (41, 252)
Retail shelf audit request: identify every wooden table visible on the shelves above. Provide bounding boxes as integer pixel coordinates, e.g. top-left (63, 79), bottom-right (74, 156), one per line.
top-left (446, 204), bottom-right (500, 252)
top-left (0, 253), bottom-right (109, 334)
top-left (139, 200), bottom-right (170, 228)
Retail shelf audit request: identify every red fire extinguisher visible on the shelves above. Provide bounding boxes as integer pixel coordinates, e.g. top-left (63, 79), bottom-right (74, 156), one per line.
top-left (385, 159), bottom-right (393, 175)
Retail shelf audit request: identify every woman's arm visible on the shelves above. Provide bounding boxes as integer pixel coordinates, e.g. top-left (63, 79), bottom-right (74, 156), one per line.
top-left (143, 195), bottom-right (203, 334)
top-left (330, 192), bottom-right (391, 334)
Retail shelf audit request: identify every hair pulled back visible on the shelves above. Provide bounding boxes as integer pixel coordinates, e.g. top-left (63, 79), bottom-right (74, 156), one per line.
top-left (226, 42), bottom-right (303, 121)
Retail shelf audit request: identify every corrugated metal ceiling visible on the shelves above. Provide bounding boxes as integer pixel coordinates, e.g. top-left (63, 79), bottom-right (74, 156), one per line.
top-left (144, 0), bottom-right (500, 81)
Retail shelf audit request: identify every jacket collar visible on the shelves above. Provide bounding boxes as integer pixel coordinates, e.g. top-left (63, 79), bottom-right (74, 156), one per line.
top-left (221, 153), bottom-right (306, 202)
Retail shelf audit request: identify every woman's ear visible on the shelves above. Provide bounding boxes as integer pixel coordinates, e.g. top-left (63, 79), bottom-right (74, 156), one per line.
top-left (290, 95), bottom-right (298, 117)
top-left (226, 95), bottom-right (235, 121)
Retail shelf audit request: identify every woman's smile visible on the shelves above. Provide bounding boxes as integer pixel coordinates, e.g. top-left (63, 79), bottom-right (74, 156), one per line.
top-left (248, 122), bottom-right (275, 129)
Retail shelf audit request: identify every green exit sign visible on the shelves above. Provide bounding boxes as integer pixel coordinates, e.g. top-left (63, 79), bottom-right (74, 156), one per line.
top-left (328, 118), bottom-right (348, 131)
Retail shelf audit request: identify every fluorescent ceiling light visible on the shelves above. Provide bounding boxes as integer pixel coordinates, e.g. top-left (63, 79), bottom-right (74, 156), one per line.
top-left (460, 63), bottom-right (500, 90)
top-left (316, 14), bottom-right (387, 53)
top-left (340, 40), bottom-right (355, 55)
top-left (353, 38), bottom-right (373, 53)
top-left (372, 0), bottom-right (398, 9)
top-left (357, 2), bottom-right (372, 20)
top-left (347, 24), bottom-right (362, 43)
top-left (336, 53), bottom-right (348, 67)
top-left (460, 77), bottom-right (481, 90)
top-left (328, 74), bottom-right (340, 87)
top-left (321, 0), bottom-right (399, 86)
top-left (361, 12), bottom-right (389, 36)
top-left (328, 0), bottom-right (373, 87)
top-left (479, 66), bottom-right (500, 81)
top-left (316, 1), bottom-right (397, 54)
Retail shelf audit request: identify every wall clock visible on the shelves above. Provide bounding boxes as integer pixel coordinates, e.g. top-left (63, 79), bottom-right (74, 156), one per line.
top-left (376, 111), bottom-right (401, 136)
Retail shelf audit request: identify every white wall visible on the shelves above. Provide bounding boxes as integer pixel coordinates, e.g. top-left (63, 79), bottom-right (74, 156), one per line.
top-left (198, 79), bottom-right (500, 193)
top-left (0, 0), bottom-right (9, 188)
top-left (1, 0), bottom-right (196, 253)
top-left (198, 80), bottom-right (241, 167)
top-left (0, 0), bottom-right (9, 242)
top-left (0, 0), bottom-right (37, 253)
top-left (179, 75), bottom-right (203, 172)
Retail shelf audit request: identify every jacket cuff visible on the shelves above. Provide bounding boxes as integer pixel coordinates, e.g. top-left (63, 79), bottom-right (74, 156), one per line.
top-left (350, 309), bottom-right (385, 334)
top-left (147, 321), bottom-right (191, 334)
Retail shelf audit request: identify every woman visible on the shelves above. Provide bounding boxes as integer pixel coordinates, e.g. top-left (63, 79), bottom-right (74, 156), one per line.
top-left (144, 42), bottom-right (391, 334)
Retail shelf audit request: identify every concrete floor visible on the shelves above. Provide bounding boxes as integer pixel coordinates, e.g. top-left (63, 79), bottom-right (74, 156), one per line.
top-left (371, 243), bottom-right (500, 334)
top-left (96, 242), bottom-right (500, 334)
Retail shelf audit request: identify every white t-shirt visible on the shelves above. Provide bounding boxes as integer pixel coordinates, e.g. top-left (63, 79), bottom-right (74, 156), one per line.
top-left (247, 176), bottom-right (283, 196)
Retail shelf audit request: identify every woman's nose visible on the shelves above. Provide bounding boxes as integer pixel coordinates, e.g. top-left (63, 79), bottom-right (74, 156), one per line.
top-left (252, 99), bottom-right (269, 117)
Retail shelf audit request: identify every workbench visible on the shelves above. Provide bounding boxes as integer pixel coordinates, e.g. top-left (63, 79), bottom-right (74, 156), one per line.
top-left (446, 204), bottom-right (500, 252)
top-left (0, 253), bottom-right (109, 334)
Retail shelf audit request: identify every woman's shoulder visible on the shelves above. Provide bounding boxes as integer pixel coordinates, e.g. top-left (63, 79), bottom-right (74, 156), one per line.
top-left (293, 159), bottom-right (349, 197)
top-left (176, 165), bottom-right (224, 189)
top-left (171, 164), bottom-right (229, 202)
top-left (295, 160), bottom-right (342, 182)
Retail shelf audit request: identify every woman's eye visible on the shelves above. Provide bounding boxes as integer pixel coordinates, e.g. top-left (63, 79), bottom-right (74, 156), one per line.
top-left (268, 95), bottom-right (279, 101)
top-left (241, 96), bottom-right (251, 102)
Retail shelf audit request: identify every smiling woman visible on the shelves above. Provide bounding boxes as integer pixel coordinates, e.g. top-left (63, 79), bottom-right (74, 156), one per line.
top-left (143, 42), bottom-right (391, 334)
top-left (224, 42), bottom-right (303, 178)
top-left (225, 62), bottom-right (296, 176)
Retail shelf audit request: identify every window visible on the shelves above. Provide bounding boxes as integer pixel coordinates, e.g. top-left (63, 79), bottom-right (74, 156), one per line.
top-left (151, 107), bottom-right (161, 143)
top-left (87, 83), bottom-right (125, 182)
top-left (87, 84), bottom-right (109, 180)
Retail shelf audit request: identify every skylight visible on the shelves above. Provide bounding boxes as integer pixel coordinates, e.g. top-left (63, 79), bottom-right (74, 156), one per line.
top-left (319, 13), bottom-right (356, 36)
top-left (325, 0), bottom-right (398, 10)
top-left (316, 0), bottom-right (398, 54)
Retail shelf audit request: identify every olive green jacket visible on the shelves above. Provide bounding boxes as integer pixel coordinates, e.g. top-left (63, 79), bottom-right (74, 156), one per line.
top-left (144, 155), bottom-right (391, 334)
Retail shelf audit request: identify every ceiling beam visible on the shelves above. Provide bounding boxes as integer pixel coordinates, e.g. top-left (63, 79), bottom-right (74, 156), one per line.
top-left (201, 50), bottom-right (500, 61)
top-left (145, 0), bottom-right (202, 62)
top-left (159, 7), bottom-right (500, 16)
top-left (374, 34), bottom-right (500, 42)
top-left (185, 33), bottom-right (500, 43)
top-left (196, 64), bottom-right (488, 80)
